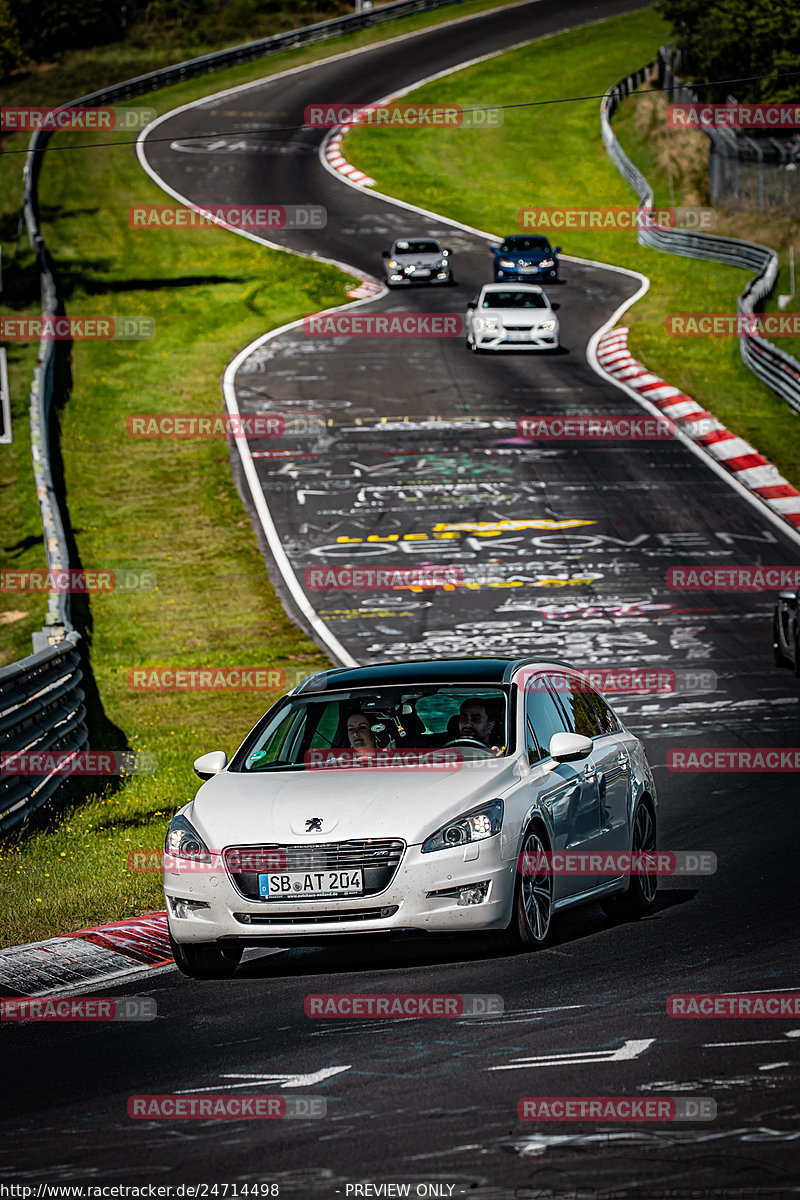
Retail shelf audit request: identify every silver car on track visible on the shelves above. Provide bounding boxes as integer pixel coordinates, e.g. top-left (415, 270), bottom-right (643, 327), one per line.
top-left (465, 283), bottom-right (559, 351)
top-left (382, 237), bottom-right (454, 286)
top-left (165, 657), bottom-right (658, 978)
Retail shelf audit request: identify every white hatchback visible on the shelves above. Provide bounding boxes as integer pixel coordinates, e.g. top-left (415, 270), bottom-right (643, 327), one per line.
top-left (165, 657), bottom-right (658, 977)
top-left (465, 283), bottom-right (559, 351)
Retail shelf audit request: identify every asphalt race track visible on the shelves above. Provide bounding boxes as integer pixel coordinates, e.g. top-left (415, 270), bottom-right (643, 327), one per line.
top-left (4, 1), bottom-right (800, 1195)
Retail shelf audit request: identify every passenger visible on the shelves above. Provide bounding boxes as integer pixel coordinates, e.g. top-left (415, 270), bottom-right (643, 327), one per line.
top-left (347, 711), bottom-right (377, 753)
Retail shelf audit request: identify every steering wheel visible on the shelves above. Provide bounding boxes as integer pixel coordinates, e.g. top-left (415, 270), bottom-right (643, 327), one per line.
top-left (444, 737), bottom-right (493, 753)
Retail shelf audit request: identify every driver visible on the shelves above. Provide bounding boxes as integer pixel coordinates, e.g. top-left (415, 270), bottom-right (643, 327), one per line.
top-left (456, 698), bottom-right (499, 748)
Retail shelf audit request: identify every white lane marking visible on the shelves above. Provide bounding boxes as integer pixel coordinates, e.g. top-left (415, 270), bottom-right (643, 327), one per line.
top-left (489, 1037), bottom-right (654, 1071)
top-left (174, 1066), bottom-right (351, 1093)
top-left (758, 1062), bottom-right (790, 1070)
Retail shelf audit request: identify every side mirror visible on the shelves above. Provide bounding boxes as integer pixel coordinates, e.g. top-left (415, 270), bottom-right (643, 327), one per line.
top-left (548, 732), bottom-right (592, 763)
top-left (381, 250), bottom-right (389, 257)
top-left (551, 301), bottom-right (560, 310)
top-left (553, 245), bottom-right (562, 253)
top-left (489, 245), bottom-right (499, 253)
top-left (466, 300), bottom-right (476, 310)
top-left (194, 750), bottom-right (228, 780)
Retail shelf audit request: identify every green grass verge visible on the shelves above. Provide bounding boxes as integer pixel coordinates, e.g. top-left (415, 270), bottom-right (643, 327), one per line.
top-left (344, 7), bottom-right (800, 485)
top-left (0, 0), bottom-right (531, 948)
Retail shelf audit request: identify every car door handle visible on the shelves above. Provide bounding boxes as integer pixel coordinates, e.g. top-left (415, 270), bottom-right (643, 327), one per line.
top-left (582, 760), bottom-right (596, 782)
top-left (617, 750), bottom-right (629, 770)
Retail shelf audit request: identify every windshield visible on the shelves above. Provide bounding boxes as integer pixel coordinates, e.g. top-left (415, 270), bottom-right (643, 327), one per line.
top-left (232, 685), bottom-right (513, 771)
top-left (481, 291), bottom-right (548, 309)
top-left (500, 237), bottom-right (551, 253)
top-left (395, 240), bottom-right (441, 254)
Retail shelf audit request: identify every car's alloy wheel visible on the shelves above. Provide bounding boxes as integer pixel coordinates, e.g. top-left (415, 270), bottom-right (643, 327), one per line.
top-left (170, 933), bottom-right (243, 979)
top-left (602, 800), bottom-right (658, 920)
top-left (491, 826), bottom-right (553, 952)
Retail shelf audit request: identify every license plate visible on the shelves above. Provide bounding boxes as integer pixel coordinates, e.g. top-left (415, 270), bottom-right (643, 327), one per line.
top-left (507, 331), bottom-right (533, 342)
top-left (258, 870), bottom-right (364, 898)
top-left (519, 266), bottom-right (538, 273)
top-left (412, 268), bottom-right (431, 277)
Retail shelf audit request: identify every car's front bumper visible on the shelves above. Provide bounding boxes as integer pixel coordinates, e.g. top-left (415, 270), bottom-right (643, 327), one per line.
top-left (494, 268), bottom-right (558, 281)
top-left (473, 330), bottom-right (559, 351)
top-left (166, 837), bottom-right (514, 944)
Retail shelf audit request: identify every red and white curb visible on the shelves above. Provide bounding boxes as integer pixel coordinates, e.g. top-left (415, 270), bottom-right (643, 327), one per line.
top-left (0, 912), bottom-right (170, 997)
top-left (597, 326), bottom-right (800, 531)
top-left (347, 278), bottom-right (383, 300)
top-left (324, 126), bottom-right (376, 187)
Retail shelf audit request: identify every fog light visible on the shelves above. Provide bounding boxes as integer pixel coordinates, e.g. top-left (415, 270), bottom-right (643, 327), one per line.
top-left (458, 882), bottom-right (490, 906)
top-left (169, 897), bottom-right (210, 919)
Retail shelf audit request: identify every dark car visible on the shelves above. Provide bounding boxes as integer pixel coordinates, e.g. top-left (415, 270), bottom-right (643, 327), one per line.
top-left (491, 235), bottom-right (561, 282)
top-left (773, 590), bottom-right (800, 674)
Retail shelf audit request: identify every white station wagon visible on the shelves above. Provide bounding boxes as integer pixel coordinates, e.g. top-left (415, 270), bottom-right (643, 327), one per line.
top-left (465, 283), bottom-right (559, 351)
top-left (165, 657), bottom-right (658, 977)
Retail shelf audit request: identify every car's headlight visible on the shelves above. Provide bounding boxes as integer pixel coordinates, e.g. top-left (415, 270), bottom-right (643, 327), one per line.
top-left (539, 320), bottom-right (557, 330)
top-left (498, 259), bottom-right (515, 269)
top-left (388, 260), bottom-right (399, 268)
top-left (539, 259), bottom-right (554, 268)
top-left (474, 316), bottom-right (500, 331)
top-left (421, 800), bottom-right (504, 853)
top-left (165, 813), bottom-right (212, 863)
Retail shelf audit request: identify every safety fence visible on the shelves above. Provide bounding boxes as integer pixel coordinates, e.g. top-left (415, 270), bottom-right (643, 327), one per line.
top-left (3, 0), bottom-right (467, 832)
top-left (601, 52), bottom-right (800, 417)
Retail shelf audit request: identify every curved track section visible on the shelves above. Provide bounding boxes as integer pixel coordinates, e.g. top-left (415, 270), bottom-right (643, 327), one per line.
top-left (14, 3), bottom-right (792, 1193)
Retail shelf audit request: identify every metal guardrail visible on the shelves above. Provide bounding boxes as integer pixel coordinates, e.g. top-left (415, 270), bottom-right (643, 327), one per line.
top-left (0, 632), bottom-right (87, 834)
top-left (6, 0), bottom-right (467, 833)
top-left (601, 53), bottom-right (800, 417)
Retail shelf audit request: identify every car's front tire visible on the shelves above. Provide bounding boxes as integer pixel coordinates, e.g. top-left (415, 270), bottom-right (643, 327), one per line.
top-left (492, 825), bottom-right (554, 951)
top-left (601, 799), bottom-right (658, 921)
top-left (170, 934), bottom-right (243, 979)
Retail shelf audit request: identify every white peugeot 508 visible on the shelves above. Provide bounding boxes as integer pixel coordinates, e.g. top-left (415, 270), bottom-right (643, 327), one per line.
top-left (165, 657), bottom-right (658, 977)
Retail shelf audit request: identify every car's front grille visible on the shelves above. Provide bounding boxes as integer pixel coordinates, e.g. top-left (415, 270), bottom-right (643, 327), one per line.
top-left (224, 839), bottom-right (405, 901)
top-left (232, 905), bottom-right (400, 925)
top-left (503, 325), bottom-right (535, 332)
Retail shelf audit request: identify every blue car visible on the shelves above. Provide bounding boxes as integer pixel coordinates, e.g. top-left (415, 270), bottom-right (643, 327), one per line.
top-left (491, 235), bottom-right (561, 282)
